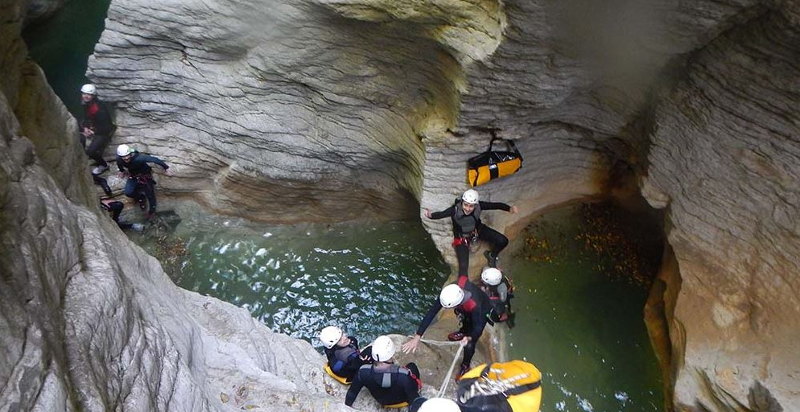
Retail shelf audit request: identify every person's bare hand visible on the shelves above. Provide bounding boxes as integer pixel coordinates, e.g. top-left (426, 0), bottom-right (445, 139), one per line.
top-left (402, 335), bottom-right (422, 354)
top-left (510, 205), bottom-right (519, 214)
top-left (423, 209), bottom-right (432, 219)
top-left (459, 336), bottom-right (471, 347)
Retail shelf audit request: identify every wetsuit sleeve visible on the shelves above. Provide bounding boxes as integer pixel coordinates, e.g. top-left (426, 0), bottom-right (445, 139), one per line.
top-left (338, 351), bottom-right (363, 377)
top-left (429, 205), bottom-right (455, 220)
top-left (93, 102), bottom-right (114, 136)
top-left (137, 154), bottom-right (169, 170)
top-left (344, 372), bottom-right (364, 406)
top-left (415, 299), bottom-right (443, 337)
top-left (478, 201), bottom-right (511, 212)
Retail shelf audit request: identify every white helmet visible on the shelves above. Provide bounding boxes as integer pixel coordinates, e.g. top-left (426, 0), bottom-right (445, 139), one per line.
top-left (481, 268), bottom-right (503, 286)
top-left (371, 335), bottom-right (396, 362)
top-left (418, 398), bottom-right (460, 412)
top-left (462, 189), bottom-right (479, 205)
top-left (80, 84), bottom-right (97, 95)
top-left (116, 144), bottom-right (133, 157)
top-left (319, 326), bottom-right (343, 349)
top-left (440, 284), bottom-right (465, 308)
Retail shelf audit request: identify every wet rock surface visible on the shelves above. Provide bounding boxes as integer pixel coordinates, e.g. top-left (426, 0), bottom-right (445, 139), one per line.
top-left (3, 0), bottom-right (799, 411)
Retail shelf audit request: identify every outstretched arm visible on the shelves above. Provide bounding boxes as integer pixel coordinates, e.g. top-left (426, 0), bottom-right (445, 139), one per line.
top-left (479, 201), bottom-right (517, 213)
top-left (402, 299), bottom-right (443, 354)
top-left (138, 154), bottom-right (170, 171)
top-left (428, 205), bottom-right (455, 220)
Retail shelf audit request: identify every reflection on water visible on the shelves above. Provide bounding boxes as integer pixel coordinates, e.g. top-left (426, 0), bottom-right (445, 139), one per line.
top-left (132, 203), bottom-right (448, 347)
top-left (509, 203), bottom-right (664, 412)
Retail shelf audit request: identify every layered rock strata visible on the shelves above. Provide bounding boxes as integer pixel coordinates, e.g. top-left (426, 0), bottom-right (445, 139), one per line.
top-left (3, 3), bottom-right (469, 411)
top-left (4, 0), bottom-right (799, 410)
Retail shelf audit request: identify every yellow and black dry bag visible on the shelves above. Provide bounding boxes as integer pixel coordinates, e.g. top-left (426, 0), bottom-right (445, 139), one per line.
top-left (467, 138), bottom-right (523, 187)
top-left (456, 360), bottom-right (542, 412)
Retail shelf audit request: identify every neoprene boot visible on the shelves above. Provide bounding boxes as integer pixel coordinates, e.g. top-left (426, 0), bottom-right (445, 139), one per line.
top-left (456, 364), bottom-right (470, 380)
top-left (447, 331), bottom-right (465, 341)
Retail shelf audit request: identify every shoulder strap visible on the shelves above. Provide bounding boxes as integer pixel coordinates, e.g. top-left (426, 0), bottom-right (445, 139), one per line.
top-left (486, 132), bottom-right (523, 161)
top-left (479, 363), bottom-right (541, 396)
top-left (504, 380), bottom-right (541, 396)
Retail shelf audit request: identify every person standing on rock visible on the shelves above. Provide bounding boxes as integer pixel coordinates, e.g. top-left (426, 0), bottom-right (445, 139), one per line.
top-left (319, 326), bottom-right (372, 383)
top-left (401, 281), bottom-right (492, 379)
top-left (116, 144), bottom-right (171, 219)
top-left (79, 84), bottom-right (115, 175)
top-left (345, 336), bottom-right (421, 408)
top-left (423, 189), bottom-right (517, 274)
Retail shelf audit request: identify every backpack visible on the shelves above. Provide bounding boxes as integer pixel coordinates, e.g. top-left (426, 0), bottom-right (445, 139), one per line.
top-left (466, 137), bottom-right (523, 187)
top-left (456, 361), bottom-right (542, 412)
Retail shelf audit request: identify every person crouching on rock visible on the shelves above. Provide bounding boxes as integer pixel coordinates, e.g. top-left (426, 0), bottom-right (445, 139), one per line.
top-left (480, 267), bottom-right (516, 328)
top-left (402, 282), bottom-right (492, 379)
top-left (345, 335), bottom-right (422, 408)
top-left (100, 198), bottom-right (145, 232)
top-left (319, 326), bottom-right (372, 383)
top-left (423, 189), bottom-right (517, 274)
top-left (116, 144), bottom-right (171, 219)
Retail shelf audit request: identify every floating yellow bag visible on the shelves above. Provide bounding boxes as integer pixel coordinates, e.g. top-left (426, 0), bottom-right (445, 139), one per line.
top-left (456, 360), bottom-right (542, 412)
top-left (467, 138), bottom-right (523, 187)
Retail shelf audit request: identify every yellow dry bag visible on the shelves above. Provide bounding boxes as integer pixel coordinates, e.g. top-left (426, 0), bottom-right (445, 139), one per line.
top-left (467, 137), bottom-right (523, 187)
top-left (456, 360), bottom-right (542, 412)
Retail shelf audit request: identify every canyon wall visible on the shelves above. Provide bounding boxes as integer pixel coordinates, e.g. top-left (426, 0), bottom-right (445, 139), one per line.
top-left (4, 0), bottom-right (799, 410)
top-left (2, 2), bottom-right (462, 411)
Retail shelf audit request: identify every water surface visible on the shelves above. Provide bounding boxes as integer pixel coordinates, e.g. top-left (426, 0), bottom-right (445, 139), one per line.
top-left (133, 203), bottom-right (449, 347)
top-left (508, 203), bottom-right (664, 411)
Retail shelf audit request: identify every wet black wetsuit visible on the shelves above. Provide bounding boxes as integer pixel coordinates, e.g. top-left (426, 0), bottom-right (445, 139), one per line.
top-left (116, 151), bottom-right (169, 215)
top-left (81, 97), bottom-right (114, 167)
top-left (345, 362), bottom-right (421, 407)
top-left (483, 277), bottom-right (514, 323)
top-left (415, 279), bottom-right (492, 371)
top-left (324, 336), bottom-right (368, 381)
top-left (101, 200), bottom-right (134, 230)
top-left (428, 199), bottom-right (511, 275)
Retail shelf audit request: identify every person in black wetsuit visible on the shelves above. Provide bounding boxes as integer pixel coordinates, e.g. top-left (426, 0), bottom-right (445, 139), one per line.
top-left (116, 144), bottom-right (171, 219)
top-left (401, 279), bottom-right (492, 379)
top-left (319, 326), bottom-right (371, 382)
top-left (345, 335), bottom-right (421, 408)
top-left (423, 189), bottom-right (517, 274)
top-left (480, 267), bottom-right (515, 328)
top-left (80, 84), bottom-right (115, 175)
top-left (100, 198), bottom-right (144, 232)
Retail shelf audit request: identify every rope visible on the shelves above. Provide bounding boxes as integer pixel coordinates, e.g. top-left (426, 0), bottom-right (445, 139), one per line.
top-left (437, 344), bottom-right (464, 398)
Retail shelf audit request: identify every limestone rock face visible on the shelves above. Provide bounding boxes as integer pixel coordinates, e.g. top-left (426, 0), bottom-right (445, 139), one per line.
top-left (0, 5), bottom-right (373, 411)
top-left (87, 0), bottom-right (480, 223)
top-left (642, 4), bottom-right (800, 411)
top-left (4, 0), bottom-right (799, 410)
